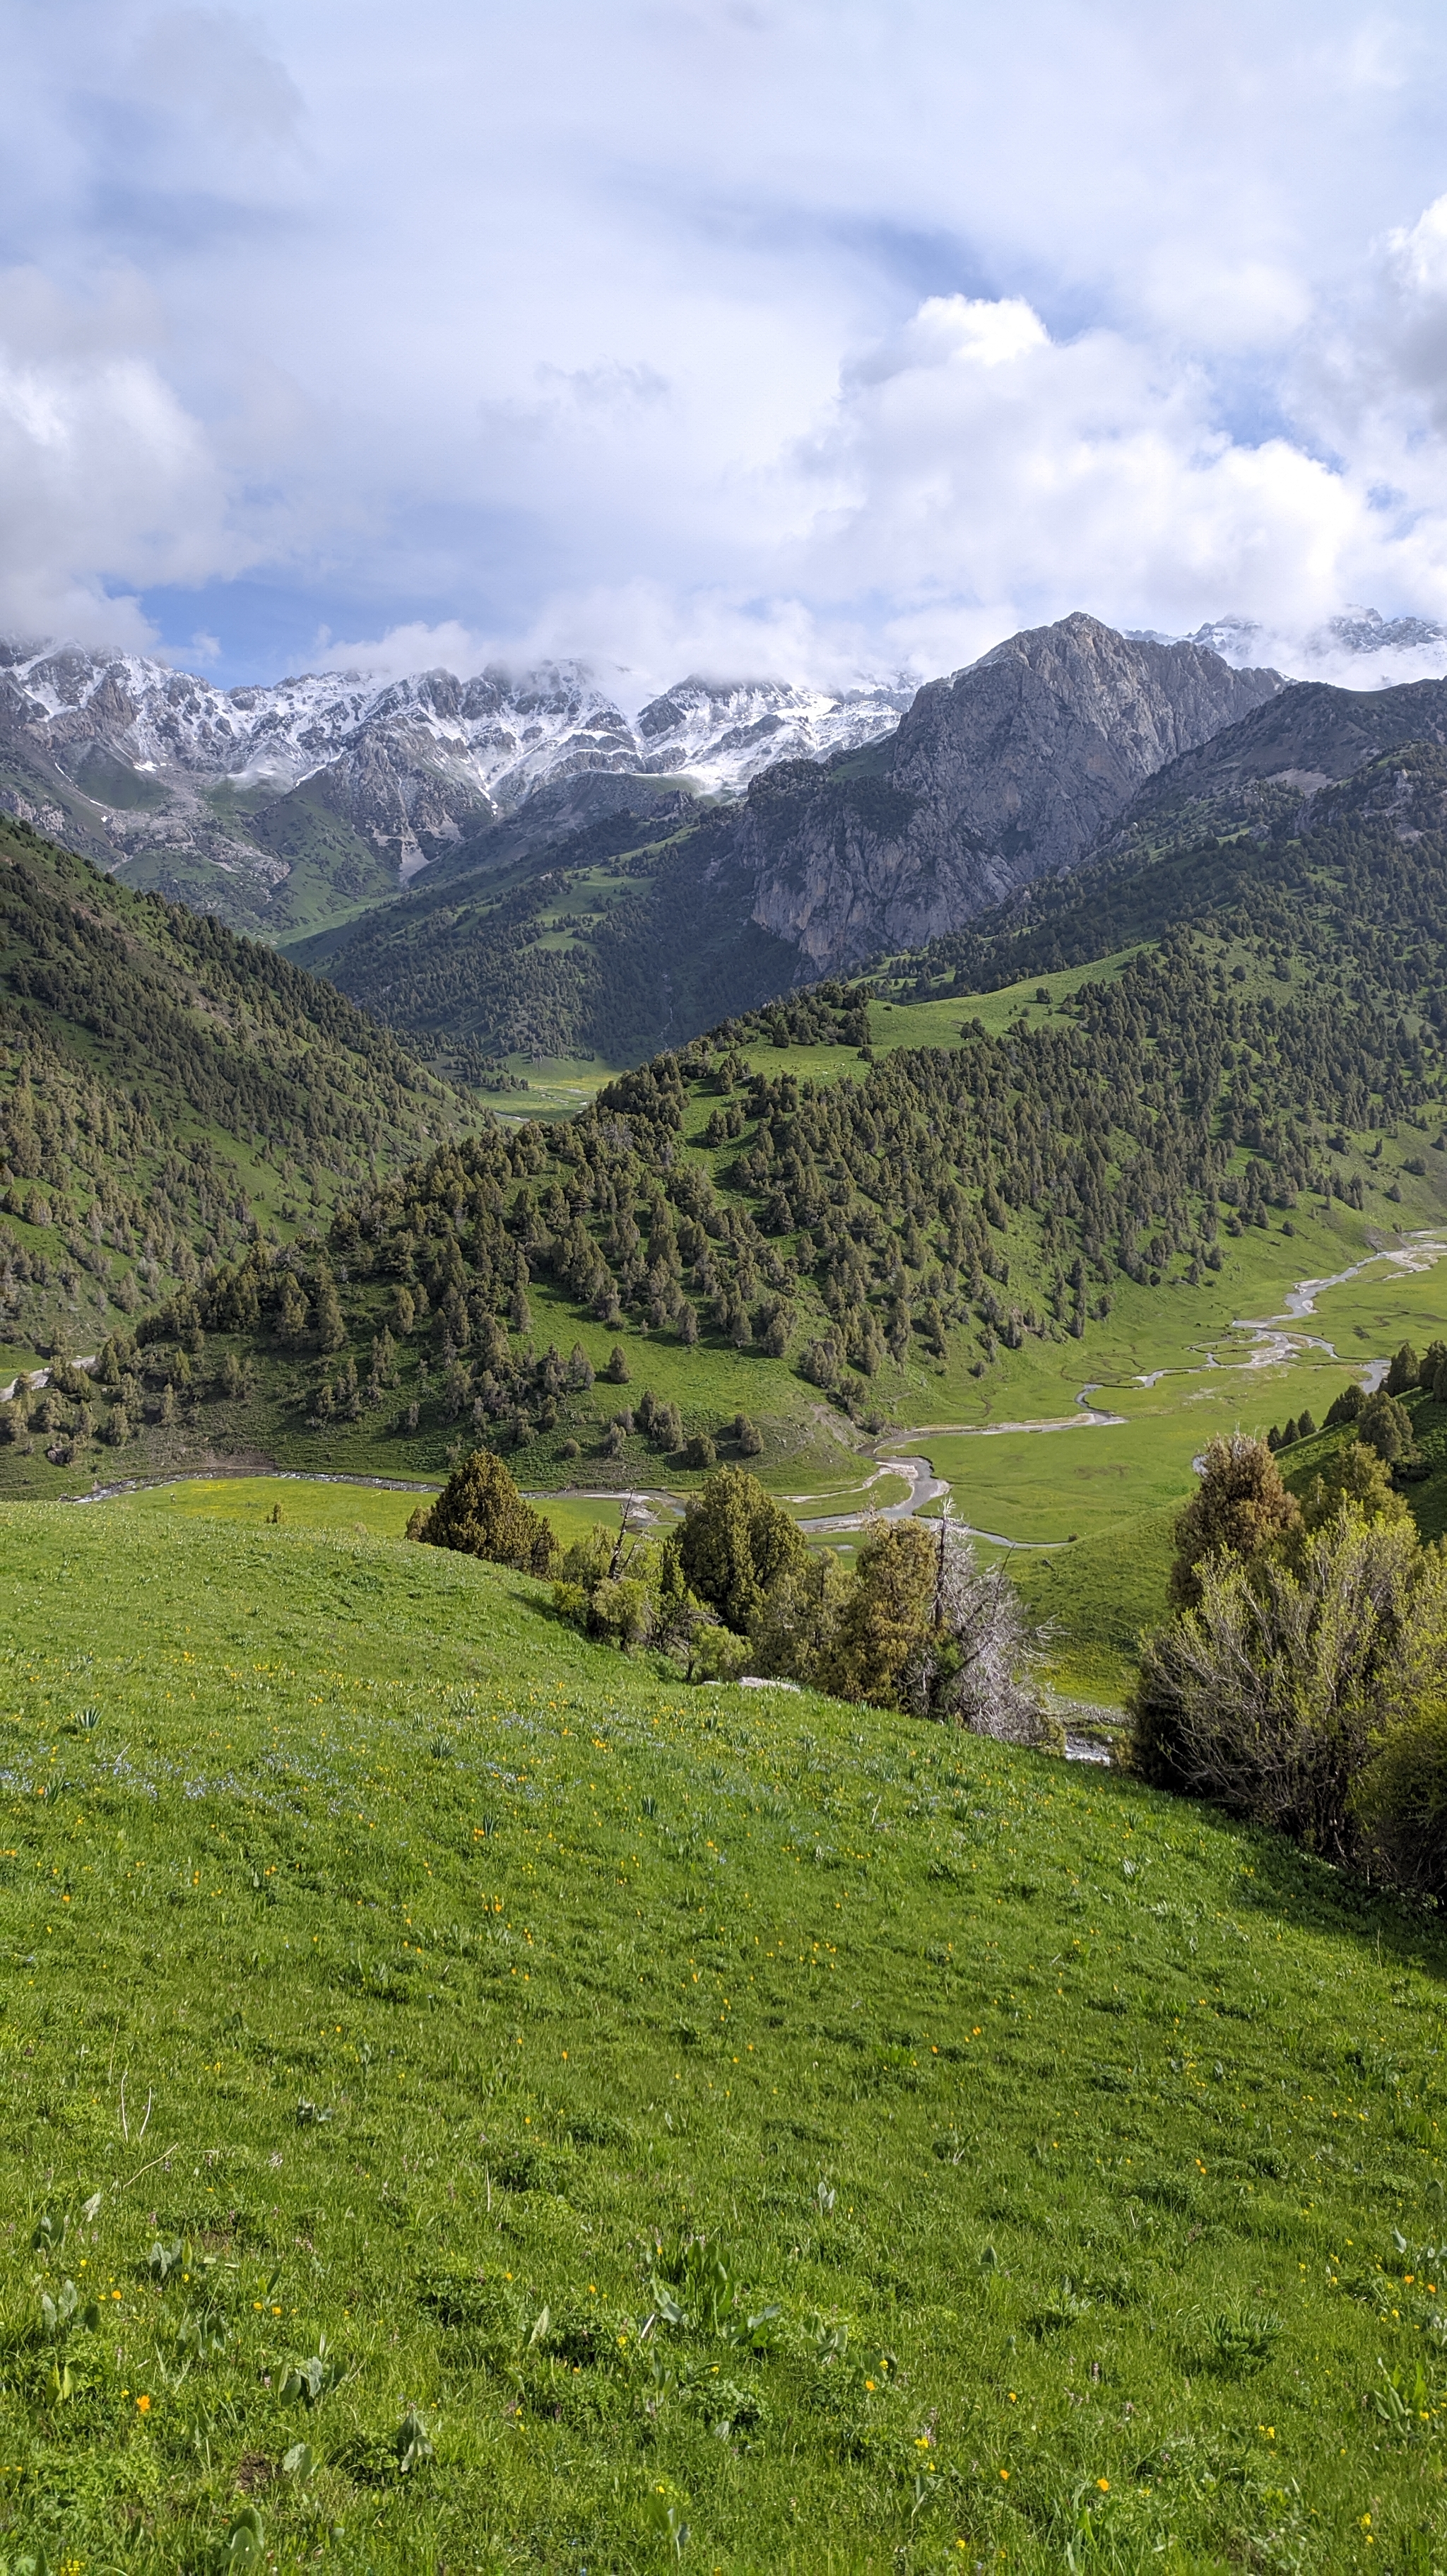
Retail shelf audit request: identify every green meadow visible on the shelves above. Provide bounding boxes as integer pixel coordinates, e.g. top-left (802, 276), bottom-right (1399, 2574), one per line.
top-left (0, 1503), bottom-right (1445, 2570)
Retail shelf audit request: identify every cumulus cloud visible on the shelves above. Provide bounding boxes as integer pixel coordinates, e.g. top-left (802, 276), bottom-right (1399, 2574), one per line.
top-left (791, 291), bottom-right (1398, 674)
top-left (0, 267), bottom-right (240, 649)
top-left (10, 1), bottom-right (1447, 686)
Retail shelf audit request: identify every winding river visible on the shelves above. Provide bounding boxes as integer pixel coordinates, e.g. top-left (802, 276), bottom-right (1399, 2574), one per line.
top-left (33, 1227), bottom-right (1447, 1553)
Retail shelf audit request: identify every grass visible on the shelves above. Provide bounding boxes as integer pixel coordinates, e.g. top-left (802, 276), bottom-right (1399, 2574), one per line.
top-left (1, 1505), bottom-right (1446, 2568)
top-left (1014, 1511), bottom-right (1178, 1708)
top-left (913, 1360), bottom-right (1354, 1550)
top-left (100, 1477), bottom-right (652, 1557)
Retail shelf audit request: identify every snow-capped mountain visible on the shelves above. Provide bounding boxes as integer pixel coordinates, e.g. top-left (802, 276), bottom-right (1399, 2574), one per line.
top-left (0, 640), bottom-right (910, 873)
top-left (1183, 607), bottom-right (1447, 686)
top-left (634, 675), bottom-right (916, 792)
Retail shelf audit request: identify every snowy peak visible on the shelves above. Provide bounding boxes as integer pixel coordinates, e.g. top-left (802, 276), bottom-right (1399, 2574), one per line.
top-left (0, 641), bottom-right (907, 813)
top-left (1183, 607), bottom-right (1447, 686)
top-left (633, 674), bottom-right (916, 792)
top-left (0, 635), bottom-right (914, 933)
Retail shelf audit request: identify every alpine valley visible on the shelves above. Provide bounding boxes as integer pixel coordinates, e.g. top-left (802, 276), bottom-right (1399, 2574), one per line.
top-left (7, 601), bottom-right (1447, 2568)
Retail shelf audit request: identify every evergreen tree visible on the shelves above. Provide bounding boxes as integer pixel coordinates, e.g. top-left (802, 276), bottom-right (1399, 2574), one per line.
top-left (1386, 1343), bottom-right (1420, 1396)
top-left (820, 1519), bottom-right (936, 1707)
top-left (1168, 1435), bottom-right (1301, 1610)
top-left (313, 1274), bottom-right (345, 1353)
top-left (410, 1449), bottom-right (555, 1575)
top-left (1358, 1389), bottom-right (1415, 1466)
top-left (671, 1466), bottom-right (805, 1635)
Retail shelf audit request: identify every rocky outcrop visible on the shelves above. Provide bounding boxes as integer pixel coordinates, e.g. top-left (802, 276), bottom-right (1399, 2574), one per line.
top-left (711, 613), bottom-right (1283, 974)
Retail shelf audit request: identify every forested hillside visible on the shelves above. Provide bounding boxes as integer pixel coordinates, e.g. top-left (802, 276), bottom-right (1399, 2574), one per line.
top-left (12, 864), bottom-right (1446, 1498)
top-left (917, 736), bottom-right (1447, 1001)
top-left (0, 816), bottom-right (466, 1365)
top-left (288, 804), bottom-right (801, 1069)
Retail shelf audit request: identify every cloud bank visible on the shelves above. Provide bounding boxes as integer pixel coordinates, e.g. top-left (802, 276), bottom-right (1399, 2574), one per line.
top-left (8, 1), bottom-right (1447, 688)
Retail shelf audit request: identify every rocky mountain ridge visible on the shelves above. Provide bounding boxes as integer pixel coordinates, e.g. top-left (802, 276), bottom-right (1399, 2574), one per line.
top-left (0, 640), bottom-right (912, 936)
top-left (707, 613), bottom-right (1284, 974)
top-left (305, 613), bottom-right (1287, 1065)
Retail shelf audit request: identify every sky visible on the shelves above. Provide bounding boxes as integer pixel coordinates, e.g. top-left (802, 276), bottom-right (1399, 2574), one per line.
top-left (9, 1), bottom-right (1447, 698)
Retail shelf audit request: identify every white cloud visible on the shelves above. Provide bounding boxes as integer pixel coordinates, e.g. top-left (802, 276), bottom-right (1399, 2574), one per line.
top-left (0, 267), bottom-right (240, 648)
top-left (793, 293), bottom-right (1386, 670)
top-left (10, 2), bottom-right (1447, 684)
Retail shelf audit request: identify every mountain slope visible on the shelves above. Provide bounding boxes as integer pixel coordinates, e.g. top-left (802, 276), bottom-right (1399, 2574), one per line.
top-left (0, 641), bottom-right (910, 940)
top-left (288, 801), bottom-right (806, 1067)
top-left (3, 1497), bottom-right (1441, 2568)
top-left (916, 680), bottom-right (1447, 991)
top-left (0, 813), bottom-right (466, 1368)
top-left (714, 613), bottom-right (1282, 972)
top-left (306, 616), bottom-right (1282, 1064)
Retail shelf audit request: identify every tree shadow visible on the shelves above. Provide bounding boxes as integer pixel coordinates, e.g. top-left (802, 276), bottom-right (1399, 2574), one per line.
top-left (1111, 1766), bottom-right (1447, 1982)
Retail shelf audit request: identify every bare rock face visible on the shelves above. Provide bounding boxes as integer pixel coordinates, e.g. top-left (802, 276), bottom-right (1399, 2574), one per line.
top-left (718, 613), bottom-right (1283, 972)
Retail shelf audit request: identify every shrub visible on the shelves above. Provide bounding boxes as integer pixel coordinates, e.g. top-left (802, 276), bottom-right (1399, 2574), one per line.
top-left (410, 1449), bottom-right (555, 1575)
top-left (683, 1433), bottom-right (717, 1470)
top-left (1355, 1700), bottom-right (1447, 1897)
top-left (553, 1517), bottom-right (713, 1664)
top-left (732, 1412), bottom-right (764, 1457)
top-left (1299, 1441), bottom-right (1409, 1531)
top-left (603, 1345), bottom-right (630, 1383)
top-left (1131, 1507), bottom-right (1447, 1857)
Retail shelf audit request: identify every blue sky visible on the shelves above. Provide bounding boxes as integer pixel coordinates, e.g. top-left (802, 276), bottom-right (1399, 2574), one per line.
top-left (8, 1), bottom-right (1447, 693)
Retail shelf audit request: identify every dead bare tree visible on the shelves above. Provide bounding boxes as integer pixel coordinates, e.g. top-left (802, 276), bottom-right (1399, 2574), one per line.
top-left (905, 1513), bottom-right (1060, 1750)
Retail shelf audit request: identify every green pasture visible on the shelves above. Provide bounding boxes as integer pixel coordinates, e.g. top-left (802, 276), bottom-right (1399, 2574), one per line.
top-left (1291, 1254), bottom-right (1447, 1357)
top-left (787, 1470), bottom-right (914, 1521)
top-left (492, 1057), bottom-right (619, 1124)
top-left (716, 956), bottom-right (1145, 1095)
top-left (100, 1476), bottom-right (666, 1557)
top-left (909, 1355), bottom-right (1351, 1549)
top-left (1015, 1511), bottom-right (1179, 1707)
top-left (0, 1505), bottom-right (1443, 2568)
top-left (102, 1476), bottom-right (435, 1541)
top-left (905, 1241), bottom-right (1447, 1548)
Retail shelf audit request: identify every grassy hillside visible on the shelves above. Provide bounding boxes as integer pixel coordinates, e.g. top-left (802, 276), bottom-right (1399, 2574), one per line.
top-left (0, 816), bottom-right (470, 1375)
top-left (1, 1500), bottom-right (1444, 2569)
top-left (0, 710), bottom-right (427, 948)
top-left (118, 775), bottom-right (407, 945)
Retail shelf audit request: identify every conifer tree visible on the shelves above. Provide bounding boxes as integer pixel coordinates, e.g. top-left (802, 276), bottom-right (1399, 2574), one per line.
top-left (410, 1448), bottom-right (555, 1575)
top-left (1169, 1435), bottom-right (1301, 1610)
